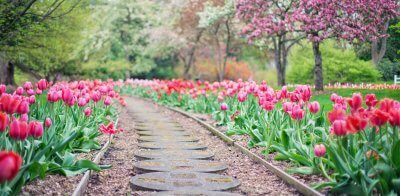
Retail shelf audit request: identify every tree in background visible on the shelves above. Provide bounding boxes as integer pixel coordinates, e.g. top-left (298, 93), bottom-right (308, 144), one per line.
top-left (296, 0), bottom-right (398, 91)
top-left (236, 0), bottom-right (303, 86)
top-left (198, 0), bottom-right (237, 81)
top-left (0, 0), bottom-right (83, 85)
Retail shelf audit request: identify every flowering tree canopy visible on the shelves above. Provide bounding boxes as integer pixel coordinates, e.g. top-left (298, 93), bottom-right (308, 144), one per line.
top-left (237, 0), bottom-right (399, 89)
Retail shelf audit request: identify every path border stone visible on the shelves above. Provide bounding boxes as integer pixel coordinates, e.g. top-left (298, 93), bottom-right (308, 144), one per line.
top-left (164, 105), bottom-right (323, 196)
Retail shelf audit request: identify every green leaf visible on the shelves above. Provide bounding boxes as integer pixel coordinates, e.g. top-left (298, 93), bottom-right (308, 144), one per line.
top-left (287, 166), bottom-right (316, 175)
top-left (75, 160), bottom-right (101, 172)
top-left (392, 141), bottom-right (400, 168)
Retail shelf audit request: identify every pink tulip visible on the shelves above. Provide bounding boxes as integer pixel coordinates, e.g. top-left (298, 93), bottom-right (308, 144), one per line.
top-left (331, 120), bottom-right (347, 136)
top-left (314, 144), bottom-right (326, 157)
top-left (9, 119), bottom-right (29, 140)
top-left (308, 101), bottom-right (320, 113)
top-left (45, 118), bottom-right (52, 128)
top-left (0, 85), bottom-right (6, 95)
top-left (15, 87), bottom-right (24, 95)
top-left (84, 107), bottom-right (92, 117)
top-left (78, 97), bottom-right (87, 107)
top-left (37, 79), bottom-right (48, 90)
top-left (0, 151), bottom-right (22, 183)
top-left (220, 103), bottom-right (228, 111)
top-left (104, 96), bottom-right (112, 106)
top-left (28, 121), bottom-right (43, 138)
top-left (16, 100), bottom-right (29, 114)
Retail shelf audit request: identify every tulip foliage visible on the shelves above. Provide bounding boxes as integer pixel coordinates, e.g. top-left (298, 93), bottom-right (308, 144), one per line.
top-left (125, 79), bottom-right (400, 195)
top-left (0, 79), bottom-right (125, 194)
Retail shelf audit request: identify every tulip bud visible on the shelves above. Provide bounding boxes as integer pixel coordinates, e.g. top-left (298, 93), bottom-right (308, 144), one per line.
top-left (331, 120), bottom-right (347, 136)
top-left (9, 119), bottom-right (28, 140)
top-left (15, 87), bottom-right (24, 95)
top-left (45, 118), bottom-right (52, 128)
top-left (308, 101), bottom-right (320, 114)
top-left (220, 103), bottom-right (228, 111)
top-left (104, 96), bottom-right (112, 106)
top-left (28, 95), bottom-right (36, 104)
top-left (314, 144), bottom-right (326, 157)
top-left (0, 151), bottom-right (22, 183)
top-left (23, 82), bottom-right (33, 91)
top-left (37, 79), bottom-right (48, 90)
top-left (36, 89), bottom-right (42, 95)
top-left (84, 107), bottom-right (92, 117)
top-left (29, 121), bottom-right (44, 138)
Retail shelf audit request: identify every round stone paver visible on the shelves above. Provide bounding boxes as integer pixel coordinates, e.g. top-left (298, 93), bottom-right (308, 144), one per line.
top-left (134, 159), bottom-right (227, 173)
top-left (130, 171), bottom-right (240, 191)
top-left (150, 190), bottom-right (241, 196)
top-left (135, 127), bottom-right (186, 132)
top-left (138, 142), bottom-right (207, 150)
top-left (138, 136), bottom-right (199, 142)
top-left (137, 131), bottom-right (191, 136)
top-left (134, 150), bottom-right (214, 160)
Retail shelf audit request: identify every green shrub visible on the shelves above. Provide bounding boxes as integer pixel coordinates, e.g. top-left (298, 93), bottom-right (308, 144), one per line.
top-left (377, 58), bottom-right (400, 81)
top-left (287, 40), bottom-right (381, 84)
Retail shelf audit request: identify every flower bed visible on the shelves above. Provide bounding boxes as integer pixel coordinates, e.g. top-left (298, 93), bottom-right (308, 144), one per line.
top-left (0, 79), bottom-right (125, 195)
top-left (123, 79), bottom-right (400, 195)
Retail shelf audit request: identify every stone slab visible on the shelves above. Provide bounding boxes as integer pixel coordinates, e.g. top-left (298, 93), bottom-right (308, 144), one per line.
top-left (137, 131), bottom-right (191, 136)
top-left (138, 136), bottom-right (199, 142)
top-left (130, 171), bottom-right (240, 191)
top-left (135, 127), bottom-right (186, 132)
top-left (134, 150), bottom-right (214, 160)
top-left (134, 159), bottom-right (227, 173)
top-left (138, 142), bottom-right (207, 150)
top-left (149, 190), bottom-right (242, 196)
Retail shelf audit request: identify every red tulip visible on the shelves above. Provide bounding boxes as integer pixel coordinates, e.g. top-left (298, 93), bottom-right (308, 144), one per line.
top-left (0, 94), bottom-right (21, 114)
top-left (29, 121), bottom-right (44, 138)
top-left (331, 120), bottom-right (347, 136)
top-left (9, 119), bottom-right (28, 140)
top-left (380, 98), bottom-right (395, 113)
top-left (99, 122), bottom-right (116, 135)
top-left (45, 118), bottom-right (52, 128)
top-left (62, 88), bottom-right (73, 103)
top-left (37, 79), bottom-right (48, 90)
top-left (365, 94), bottom-right (378, 109)
top-left (0, 151), bottom-right (22, 183)
top-left (389, 109), bottom-right (400, 127)
top-left (308, 101), bottom-right (320, 114)
top-left (327, 109), bottom-right (346, 124)
top-left (346, 114), bottom-right (368, 134)
top-left (16, 100), bottom-right (29, 114)
top-left (220, 103), bottom-right (228, 111)
top-left (0, 112), bottom-right (8, 132)
top-left (84, 107), bottom-right (92, 117)
top-left (314, 144), bottom-right (326, 157)
top-left (370, 109), bottom-right (390, 127)
top-left (290, 105), bottom-right (305, 120)
top-left (347, 93), bottom-right (362, 113)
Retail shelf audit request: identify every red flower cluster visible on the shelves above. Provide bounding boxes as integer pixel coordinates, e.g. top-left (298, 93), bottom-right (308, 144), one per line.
top-left (328, 93), bottom-right (400, 136)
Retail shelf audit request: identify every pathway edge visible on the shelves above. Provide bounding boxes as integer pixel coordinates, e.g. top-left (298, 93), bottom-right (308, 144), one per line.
top-left (163, 104), bottom-right (323, 196)
top-left (71, 135), bottom-right (114, 196)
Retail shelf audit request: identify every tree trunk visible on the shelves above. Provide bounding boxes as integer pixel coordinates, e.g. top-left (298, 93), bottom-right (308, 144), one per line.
top-left (371, 21), bottom-right (389, 65)
top-left (312, 41), bottom-right (323, 91)
top-left (0, 52), bottom-right (15, 85)
top-left (183, 30), bottom-right (204, 80)
top-left (274, 38), bottom-right (285, 86)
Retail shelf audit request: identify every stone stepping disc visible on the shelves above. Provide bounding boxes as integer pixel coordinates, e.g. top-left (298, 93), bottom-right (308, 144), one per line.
top-left (138, 136), bottom-right (199, 142)
top-left (134, 159), bottom-right (227, 173)
top-left (138, 142), bottom-right (207, 150)
top-left (130, 171), bottom-right (240, 191)
top-left (134, 150), bottom-right (214, 160)
top-left (135, 127), bottom-right (186, 132)
top-left (149, 190), bottom-right (242, 196)
top-left (137, 131), bottom-right (191, 136)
